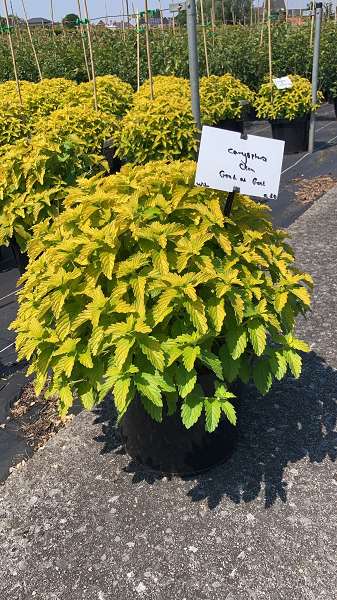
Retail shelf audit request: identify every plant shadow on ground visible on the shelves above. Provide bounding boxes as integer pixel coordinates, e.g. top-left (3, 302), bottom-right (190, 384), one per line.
top-left (94, 351), bottom-right (337, 509)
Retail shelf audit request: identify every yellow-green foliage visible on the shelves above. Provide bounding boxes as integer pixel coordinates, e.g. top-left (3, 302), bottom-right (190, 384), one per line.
top-left (134, 75), bottom-right (190, 103)
top-left (0, 78), bottom-right (77, 145)
top-left (114, 96), bottom-right (198, 164)
top-left (200, 74), bottom-right (255, 124)
top-left (12, 160), bottom-right (312, 431)
top-left (254, 74), bottom-right (323, 121)
top-left (68, 75), bottom-right (134, 117)
top-left (0, 105), bottom-right (117, 249)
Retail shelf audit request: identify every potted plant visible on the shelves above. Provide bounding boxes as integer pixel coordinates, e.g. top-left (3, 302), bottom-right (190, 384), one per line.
top-left (12, 160), bottom-right (312, 475)
top-left (0, 104), bottom-right (118, 261)
top-left (200, 74), bottom-right (255, 132)
top-left (254, 74), bottom-right (323, 154)
top-left (113, 96), bottom-right (198, 164)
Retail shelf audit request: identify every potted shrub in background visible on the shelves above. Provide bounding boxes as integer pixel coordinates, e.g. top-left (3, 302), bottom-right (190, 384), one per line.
top-left (254, 74), bottom-right (323, 154)
top-left (200, 74), bottom-right (255, 132)
top-left (12, 160), bottom-right (312, 474)
top-left (329, 81), bottom-right (337, 119)
top-left (113, 96), bottom-right (198, 164)
top-left (0, 105), bottom-right (118, 266)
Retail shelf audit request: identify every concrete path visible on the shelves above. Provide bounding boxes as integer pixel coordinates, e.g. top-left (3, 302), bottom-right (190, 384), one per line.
top-left (1, 187), bottom-right (337, 600)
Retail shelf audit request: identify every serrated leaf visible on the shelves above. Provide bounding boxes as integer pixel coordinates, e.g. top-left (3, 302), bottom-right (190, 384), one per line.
top-left (135, 373), bottom-right (163, 406)
top-left (230, 293), bottom-right (245, 323)
top-left (181, 387), bottom-right (204, 429)
top-left (207, 297), bottom-right (226, 333)
top-left (78, 348), bottom-right (93, 368)
top-left (141, 395), bottom-right (162, 422)
top-left (239, 356), bottom-right (250, 383)
top-left (166, 391), bottom-right (178, 416)
top-left (221, 400), bottom-right (237, 426)
top-left (101, 251), bottom-right (116, 280)
top-left (253, 360), bottom-right (273, 395)
top-left (248, 321), bottom-right (266, 356)
top-left (182, 346), bottom-right (200, 371)
top-left (114, 377), bottom-right (132, 412)
top-left (199, 349), bottom-right (224, 380)
top-left (204, 398), bottom-right (221, 433)
top-left (269, 350), bottom-right (287, 380)
top-left (291, 287), bottom-right (311, 306)
top-left (175, 365), bottom-right (197, 398)
top-left (274, 291), bottom-right (288, 313)
top-left (59, 385), bottom-right (74, 417)
top-left (115, 337), bottom-right (135, 370)
top-left (285, 350), bottom-right (302, 379)
top-left (214, 383), bottom-right (235, 400)
top-left (184, 299), bottom-right (208, 334)
top-left (152, 288), bottom-right (176, 325)
top-left (218, 233), bottom-right (232, 255)
top-left (226, 326), bottom-right (247, 360)
top-left (138, 335), bottom-right (165, 371)
top-left (80, 388), bottom-right (96, 410)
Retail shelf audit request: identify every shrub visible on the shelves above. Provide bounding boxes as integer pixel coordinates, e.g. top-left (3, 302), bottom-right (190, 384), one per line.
top-left (254, 74), bottom-right (323, 121)
top-left (114, 96), bottom-right (198, 164)
top-left (200, 74), bottom-right (255, 124)
top-left (68, 75), bottom-right (134, 117)
top-left (0, 105), bottom-right (117, 250)
top-left (12, 160), bottom-right (312, 431)
top-left (134, 75), bottom-right (190, 103)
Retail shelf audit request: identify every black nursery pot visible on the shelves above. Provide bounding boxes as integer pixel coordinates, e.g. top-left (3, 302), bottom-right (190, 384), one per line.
top-left (270, 114), bottom-right (310, 154)
top-left (9, 238), bottom-right (28, 275)
top-left (216, 118), bottom-right (245, 134)
top-left (120, 371), bottom-right (238, 476)
top-left (102, 139), bottom-right (123, 175)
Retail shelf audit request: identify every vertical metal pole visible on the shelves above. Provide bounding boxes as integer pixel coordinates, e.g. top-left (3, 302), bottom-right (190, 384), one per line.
top-left (308, 2), bottom-right (322, 154)
top-left (186, 0), bottom-right (201, 130)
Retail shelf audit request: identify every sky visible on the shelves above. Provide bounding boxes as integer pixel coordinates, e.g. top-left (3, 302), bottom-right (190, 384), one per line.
top-left (6, 0), bottom-right (309, 22)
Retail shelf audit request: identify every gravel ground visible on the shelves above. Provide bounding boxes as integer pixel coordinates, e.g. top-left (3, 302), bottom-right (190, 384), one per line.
top-left (0, 186), bottom-right (337, 600)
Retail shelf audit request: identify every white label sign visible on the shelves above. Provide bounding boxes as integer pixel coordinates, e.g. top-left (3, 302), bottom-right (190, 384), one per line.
top-left (273, 76), bottom-right (293, 90)
top-left (195, 127), bottom-right (285, 200)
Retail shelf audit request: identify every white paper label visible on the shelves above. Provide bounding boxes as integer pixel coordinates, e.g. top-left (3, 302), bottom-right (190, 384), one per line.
top-left (195, 126), bottom-right (284, 200)
top-left (273, 76), bottom-right (293, 90)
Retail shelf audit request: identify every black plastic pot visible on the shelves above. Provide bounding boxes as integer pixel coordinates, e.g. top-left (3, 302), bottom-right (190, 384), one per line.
top-left (216, 118), bottom-right (245, 134)
top-left (120, 370), bottom-right (238, 475)
top-left (270, 114), bottom-right (310, 154)
top-left (9, 238), bottom-right (28, 275)
top-left (102, 139), bottom-right (122, 175)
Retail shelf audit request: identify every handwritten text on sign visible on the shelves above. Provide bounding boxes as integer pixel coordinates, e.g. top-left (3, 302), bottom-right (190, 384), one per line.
top-left (195, 127), bottom-right (285, 200)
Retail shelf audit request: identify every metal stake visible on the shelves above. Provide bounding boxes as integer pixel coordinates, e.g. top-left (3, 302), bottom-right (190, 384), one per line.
top-left (308, 2), bottom-right (322, 154)
top-left (186, 0), bottom-right (201, 130)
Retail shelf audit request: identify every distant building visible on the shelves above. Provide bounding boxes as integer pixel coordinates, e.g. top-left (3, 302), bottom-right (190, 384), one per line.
top-left (28, 17), bottom-right (52, 27)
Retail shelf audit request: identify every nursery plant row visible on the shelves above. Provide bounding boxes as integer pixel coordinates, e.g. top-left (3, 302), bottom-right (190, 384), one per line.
top-left (1, 22), bottom-right (337, 96)
top-left (0, 72), bottom-right (314, 455)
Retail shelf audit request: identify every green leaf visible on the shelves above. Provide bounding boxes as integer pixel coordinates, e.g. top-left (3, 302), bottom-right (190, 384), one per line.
top-left (207, 297), bottom-right (226, 333)
top-left (214, 383), bottom-right (235, 400)
top-left (141, 395), bottom-right (162, 422)
top-left (253, 360), bottom-right (273, 395)
top-left (114, 337), bottom-right (135, 370)
top-left (221, 400), bottom-right (237, 426)
top-left (291, 287), bottom-right (311, 306)
top-left (80, 388), bottom-right (96, 410)
top-left (238, 356), bottom-right (250, 384)
top-left (269, 350), bottom-right (287, 380)
top-left (218, 344), bottom-right (241, 383)
top-left (248, 320), bottom-right (266, 356)
top-left (137, 335), bottom-right (165, 371)
top-left (199, 349), bottom-right (224, 380)
top-left (184, 299), bottom-right (208, 334)
top-left (285, 350), bottom-right (302, 379)
top-left (182, 346), bottom-right (200, 372)
top-left (181, 386), bottom-right (204, 429)
top-left (229, 292), bottom-right (245, 323)
top-left (226, 326), bottom-right (248, 360)
top-left (114, 377), bottom-right (132, 413)
top-left (274, 291), bottom-right (288, 313)
top-left (204, 398), bottom-right (221, 433)
top-left (175, 365), bottom-right (197, 398)
top-left (135, 373), bottom-right (163, 406)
